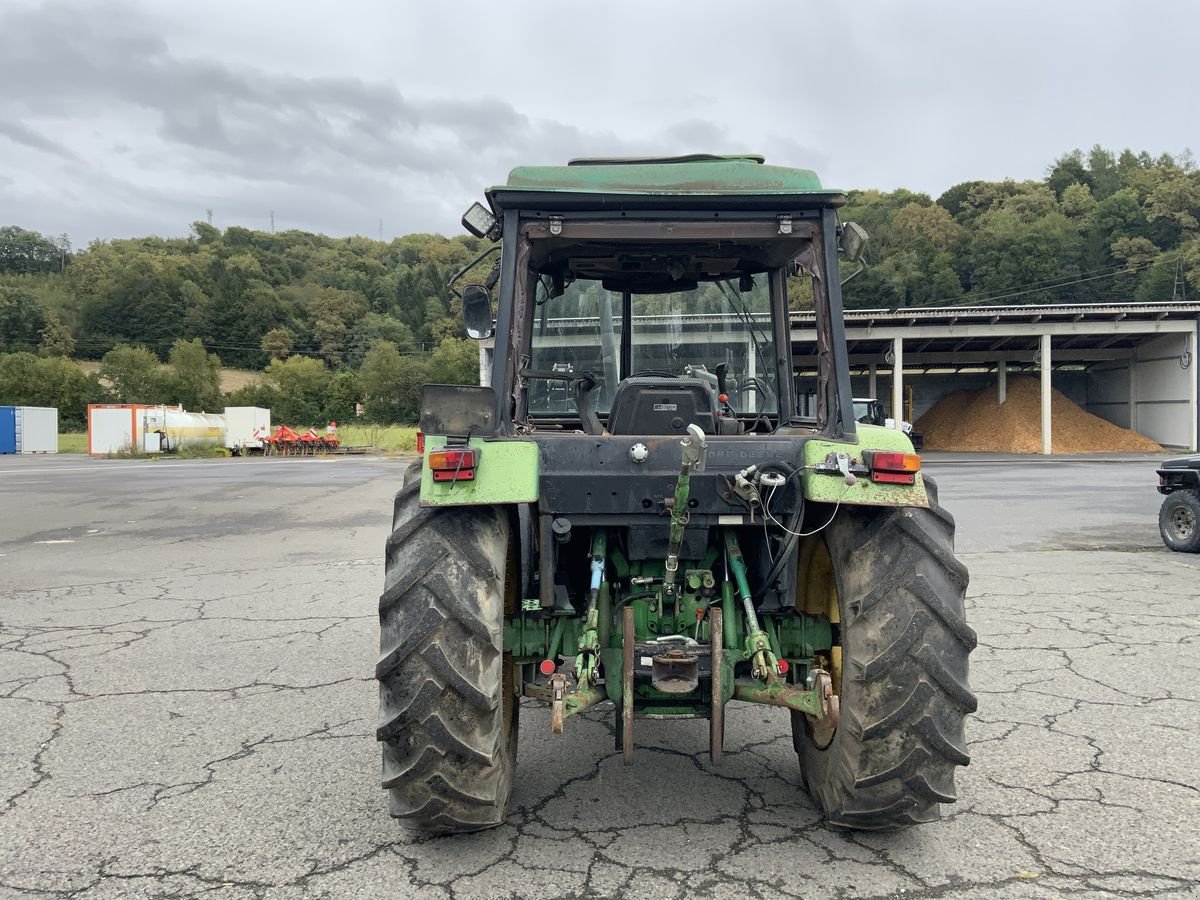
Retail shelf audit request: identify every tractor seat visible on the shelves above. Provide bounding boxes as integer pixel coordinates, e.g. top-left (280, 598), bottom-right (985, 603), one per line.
top-left (606, 377), bottom-right (719, 435)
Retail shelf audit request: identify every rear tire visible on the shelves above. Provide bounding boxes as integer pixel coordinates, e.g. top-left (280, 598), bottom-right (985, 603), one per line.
top-left (376, 474), bottom-right (518, 833)
top-left (792, 477), bottom-right (977, 829)
top-left (1159, 490), bottom-right (1200, 553)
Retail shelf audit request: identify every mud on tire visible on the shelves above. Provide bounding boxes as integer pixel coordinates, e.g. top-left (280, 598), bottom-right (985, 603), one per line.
top-left (376, 469), bottom-right (518, 833)
top-left (792, 477), bottom-right (977, 829)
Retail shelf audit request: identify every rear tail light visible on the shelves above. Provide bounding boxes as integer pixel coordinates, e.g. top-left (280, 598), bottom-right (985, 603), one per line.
top-left (416, 431), bottom-right (424, 453)
top-left (427, 447), bottom-right (478, 482)
top-left (867, 451), bottom-right (920, 485)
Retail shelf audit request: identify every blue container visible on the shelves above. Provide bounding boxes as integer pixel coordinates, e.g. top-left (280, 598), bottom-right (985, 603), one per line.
top-left (0, 406), bottom-right (15, 454)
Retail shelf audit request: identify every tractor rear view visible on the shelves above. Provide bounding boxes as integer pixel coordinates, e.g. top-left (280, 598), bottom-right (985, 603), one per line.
top-left (376, 155), bottom-right (976, 833)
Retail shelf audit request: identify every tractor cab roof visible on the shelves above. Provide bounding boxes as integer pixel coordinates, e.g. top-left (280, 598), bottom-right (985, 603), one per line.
top-left (487, 154), bottom-right (846, 213)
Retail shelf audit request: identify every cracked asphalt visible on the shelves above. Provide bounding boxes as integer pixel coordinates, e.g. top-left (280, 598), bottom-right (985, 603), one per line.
top-left (1, 452), bottom-right (1197, 899)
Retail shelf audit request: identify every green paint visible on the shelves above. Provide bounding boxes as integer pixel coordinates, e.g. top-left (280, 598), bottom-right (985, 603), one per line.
top-left (419, 435), bottom-right (539, 507)
top-left (720, 578), bottom-right (737, 651)
top-left (776, 613), bottom-right (832, 660)
top-left (801, 425), bottom-right (929, 508)
top-left (733, 680), bottom-right (822, 715)
top-left (490, 156), bottom-right (844, 205)
top-left (724, 532), bottom-right (777, 676)
top-left (525, 682), bottom-right (606, 717)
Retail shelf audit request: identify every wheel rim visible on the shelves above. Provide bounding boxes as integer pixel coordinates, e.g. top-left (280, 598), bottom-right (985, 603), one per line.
top-left (1171, 505), bottom-right (1196, 540)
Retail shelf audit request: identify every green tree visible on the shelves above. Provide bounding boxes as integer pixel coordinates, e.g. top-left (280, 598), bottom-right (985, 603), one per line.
top-left (1046, 149), bottom-right (1093, 199)
top-left (0, 285), bottom-right (46, 352)
top-left (427, 338), bottom-right (481, 385)
top-left (100, 344), bottom-right (163, 403)
top-left (263, 355), bottom-right (331, 424)
top-left (0, 353), bottom-right (102, 428)
top-left (359, 340), bottom-right (428, 423)
top-left (0, 226), bottom-right (61, 274)
top-left (260, 327), bottom-right (294, 360)
top-left (37, 312), bottom-right (76, 357)
top-left (323, 369), bottom-right (361, 423)
top-left (164, 338), bottom-right (223, 411)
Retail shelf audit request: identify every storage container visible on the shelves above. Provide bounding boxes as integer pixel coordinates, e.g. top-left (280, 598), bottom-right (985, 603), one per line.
top-left (0, 406), bottom-right (58, 453)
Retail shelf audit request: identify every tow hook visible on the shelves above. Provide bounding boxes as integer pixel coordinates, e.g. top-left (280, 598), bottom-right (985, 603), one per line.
top-left (805, 668), bottom-right (839, 731)
top-left (550, 672), bottom-right (567, 735)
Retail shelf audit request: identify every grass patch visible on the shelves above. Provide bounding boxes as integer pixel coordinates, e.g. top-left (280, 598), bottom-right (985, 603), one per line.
top-left (58, 433), bottom-right (87, 453)
top-left (335, 424), bottom-right (419, 452)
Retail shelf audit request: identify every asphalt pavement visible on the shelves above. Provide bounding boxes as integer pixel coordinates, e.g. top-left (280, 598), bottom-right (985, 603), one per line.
top-left (0, 452), bottom-right (1197, 899)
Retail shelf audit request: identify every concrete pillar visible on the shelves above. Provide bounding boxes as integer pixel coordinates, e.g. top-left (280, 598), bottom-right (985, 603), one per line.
top-left (998, 360), bottom-right (1007, 405)
top-left (868, 364), bottom-right (877, 399)
top-left (1040, 333), bottom-right (1052, 456)
top-left (891, 337), bottom-right (904, 432)
top-left (1128, 347), bottom-right (1138, 434)
top-left (479, 345), bottom-right (492, 387)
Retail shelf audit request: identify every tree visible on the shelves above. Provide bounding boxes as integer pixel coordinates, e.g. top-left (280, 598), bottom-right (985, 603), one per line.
top-left (38, 312), bottom-right (76, 357)
top-left (260, 327), bottom-right (294, 360)
top-left (1146, 173), bottom-right (1200, 231)
top-left (1060, 183), bottom-right (1098, 222)
top-left (164, 338), bottom-right (222, 411)
top-left (427, 338), bottom-right (481, 385)
top-left (263, 355), bottom-right (331, 424)
top-left (1046, 149), bottom-right (1093, 199)
top-left (0, 285), bottom-right (46, 353)
top-left (0, 226), bottom-right (60, 274)
top-left (0, 353), bottom-right (103, 428)
top-left (100, 344), bottom-right (163, 403)
top-left (323, 370), bottom-right (361, 423)
top-left (359, 340), bottom-right (428, 423)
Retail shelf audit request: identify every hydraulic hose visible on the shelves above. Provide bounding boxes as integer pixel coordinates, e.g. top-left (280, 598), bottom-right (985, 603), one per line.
top-left (751, 462), bottom-right (805, 601)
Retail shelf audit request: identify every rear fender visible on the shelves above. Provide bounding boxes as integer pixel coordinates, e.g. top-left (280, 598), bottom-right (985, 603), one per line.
top-left (802, 424), bottom-right (928, 508)
top-left (419, 435), bottom-right (540, 507)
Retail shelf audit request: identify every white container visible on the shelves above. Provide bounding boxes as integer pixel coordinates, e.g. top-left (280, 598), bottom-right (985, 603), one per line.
top-left (223, 406), bottom-right (271, 454)
top-left (88, 405), bottom-right (148, 455)
top-left (15, 406), bottom-right (57, 453)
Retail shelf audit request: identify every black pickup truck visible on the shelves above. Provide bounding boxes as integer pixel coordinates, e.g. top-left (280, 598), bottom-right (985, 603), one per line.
top-left (1157, 455), bottom-right (1200, 552)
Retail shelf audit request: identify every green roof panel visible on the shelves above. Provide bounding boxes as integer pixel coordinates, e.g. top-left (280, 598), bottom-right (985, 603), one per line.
top-left (488, 155), bottom-right (844, 209)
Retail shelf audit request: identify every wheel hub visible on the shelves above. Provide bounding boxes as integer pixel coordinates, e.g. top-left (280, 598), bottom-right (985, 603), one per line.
top-left (1171, 505), bottom-right (1196, 540)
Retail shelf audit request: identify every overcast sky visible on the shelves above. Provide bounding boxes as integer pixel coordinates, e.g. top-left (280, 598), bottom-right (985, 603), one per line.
top-left (1, 0), bottom-right (1196, 245)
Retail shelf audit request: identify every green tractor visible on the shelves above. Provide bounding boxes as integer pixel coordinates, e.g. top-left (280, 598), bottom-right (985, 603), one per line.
top-left (376, 155), bottom-right (976, 834)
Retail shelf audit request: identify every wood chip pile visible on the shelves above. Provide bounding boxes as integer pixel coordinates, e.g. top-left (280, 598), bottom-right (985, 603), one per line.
top-left (914, 376), bottom-right (1162, 453)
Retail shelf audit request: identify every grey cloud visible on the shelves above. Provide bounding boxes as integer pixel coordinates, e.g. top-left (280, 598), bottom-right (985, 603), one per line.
top-left (1, 0), bottom-right (1196, 243)
top-left (0, 120), bottom-right (78, 161)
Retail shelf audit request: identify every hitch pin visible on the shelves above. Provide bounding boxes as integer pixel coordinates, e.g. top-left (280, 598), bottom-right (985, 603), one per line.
top-left (550, 673), bottom-right (567, 735)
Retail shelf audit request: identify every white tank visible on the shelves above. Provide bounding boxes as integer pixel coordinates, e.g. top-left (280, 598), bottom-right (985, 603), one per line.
top-left (142, 407), bottom-right (226, 452)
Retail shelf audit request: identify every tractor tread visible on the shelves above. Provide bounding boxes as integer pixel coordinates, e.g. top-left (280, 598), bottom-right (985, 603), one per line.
top-left (376, 484), bottom-right (516, 834)
top-left (795, 475), bottom-right (976, 831)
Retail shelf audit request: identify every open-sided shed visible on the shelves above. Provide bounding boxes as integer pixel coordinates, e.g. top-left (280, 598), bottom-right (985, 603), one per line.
top-left (792, 301), bottom-right (1200, 452)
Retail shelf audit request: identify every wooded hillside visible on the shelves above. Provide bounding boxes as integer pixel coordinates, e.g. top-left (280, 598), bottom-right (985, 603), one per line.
top-left (1, 145), bottom-right (1196, 427)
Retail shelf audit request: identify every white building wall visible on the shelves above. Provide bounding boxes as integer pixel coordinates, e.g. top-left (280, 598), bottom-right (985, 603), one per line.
top-left (1131, 333), bottom-right (1195, 449)
top-left (1085, 363), bottom-right (1132, 429)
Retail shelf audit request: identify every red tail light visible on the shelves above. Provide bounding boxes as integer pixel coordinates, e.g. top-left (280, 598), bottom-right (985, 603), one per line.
top-left (427, 447), bottom-right (478, 482)
top-left (415, 431), bottom-right (424, 453)
top-left (868, 451), bottom-right (921, 485)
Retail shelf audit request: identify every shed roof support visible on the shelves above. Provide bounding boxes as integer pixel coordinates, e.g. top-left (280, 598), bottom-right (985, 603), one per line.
top-left (1041, 333), bottom-right (1052, 455)
top-left (891, 337), bottom-right (904, 436)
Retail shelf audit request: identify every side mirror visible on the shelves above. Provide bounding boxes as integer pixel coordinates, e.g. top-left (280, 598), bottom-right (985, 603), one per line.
top-left (462, 283), bottom-right (494, 340)
top-left (840, 222), bottom-right (869, 263)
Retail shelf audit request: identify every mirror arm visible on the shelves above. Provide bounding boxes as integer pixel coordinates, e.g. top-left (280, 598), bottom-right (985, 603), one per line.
top-left (447, 245), bottom-right (502, 299)
top-left (840, 260), bottom-right (867, 287)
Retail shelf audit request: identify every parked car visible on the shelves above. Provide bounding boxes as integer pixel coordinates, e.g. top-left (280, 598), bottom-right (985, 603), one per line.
top-left (852, 397), bottom-right (923, 450)
top-left (1156, 454), bottom-right (1200, 552)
